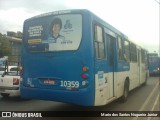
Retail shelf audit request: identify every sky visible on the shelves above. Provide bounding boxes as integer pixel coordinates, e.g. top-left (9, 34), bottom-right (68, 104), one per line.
top-left (0, 0), bottom-right (159, 53)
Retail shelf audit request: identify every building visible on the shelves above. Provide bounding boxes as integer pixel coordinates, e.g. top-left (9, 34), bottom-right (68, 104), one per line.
top-left (7, 31), bottom-right (22, 38)
top-left (7, 31), bottom-right (22, 63)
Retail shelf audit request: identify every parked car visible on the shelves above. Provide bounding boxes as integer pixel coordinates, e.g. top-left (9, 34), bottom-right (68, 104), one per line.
top-left (0, 66), bottom-right (20, 98)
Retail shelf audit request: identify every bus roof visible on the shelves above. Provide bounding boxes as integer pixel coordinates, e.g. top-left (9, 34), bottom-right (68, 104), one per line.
top-left (25, 9), bottom-right (127, 37)
top-left (24, 9), bottom-right (146, 50)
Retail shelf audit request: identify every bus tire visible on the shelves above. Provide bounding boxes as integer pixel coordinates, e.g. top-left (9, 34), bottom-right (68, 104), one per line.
top-left (1, 93), bottom-right (9, 98)
top-left (120, 80), bottom-right (129, 103)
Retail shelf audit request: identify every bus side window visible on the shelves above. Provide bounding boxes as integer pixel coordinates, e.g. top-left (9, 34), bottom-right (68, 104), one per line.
top-left (107, 35), bottom-right (114, 66)
top-left (118, 37), bottom-right (123, 60)
top-left (141, 49), bottom-right (148, 69)
top-left (141, 49), bottom-right (147, 64)
top-left (94, 25), bottom-right (105, 59)
top-left (118, 38), bottom-right (130, 62)
top-left (130, 43), bottom-right (137, 62)
top-left (124, 40), bottom-right (130, 62)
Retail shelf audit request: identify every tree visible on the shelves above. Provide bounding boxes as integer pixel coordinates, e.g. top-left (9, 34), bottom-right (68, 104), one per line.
top-left (0, 33), bottom-right (11, 58)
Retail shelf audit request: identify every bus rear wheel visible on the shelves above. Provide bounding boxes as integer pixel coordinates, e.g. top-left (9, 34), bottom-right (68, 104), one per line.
top-left (120, 80), bottom-right (129, 103)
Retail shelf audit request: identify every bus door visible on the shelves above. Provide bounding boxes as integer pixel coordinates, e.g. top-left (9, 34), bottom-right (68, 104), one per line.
top-left (106, 34), bottom-right (115, 98)
top-left (94, 25), bottom-right (109, 105)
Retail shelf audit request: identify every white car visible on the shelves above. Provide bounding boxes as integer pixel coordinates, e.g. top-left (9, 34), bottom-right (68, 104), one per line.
top-left (0, 66), bottom-right (20, 98)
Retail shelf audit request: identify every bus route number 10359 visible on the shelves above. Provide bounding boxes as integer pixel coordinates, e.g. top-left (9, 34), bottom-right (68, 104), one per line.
top-left (60, 80), bottom-right (79, 88)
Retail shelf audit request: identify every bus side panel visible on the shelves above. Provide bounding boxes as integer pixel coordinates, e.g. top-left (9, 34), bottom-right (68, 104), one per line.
top-left (115, 60), bottom-right (130, 98)
top-left (129, 62), bottom-right (139, 90)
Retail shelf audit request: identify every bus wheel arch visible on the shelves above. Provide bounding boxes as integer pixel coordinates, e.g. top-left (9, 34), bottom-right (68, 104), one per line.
top-left (120, 77), bottom-right (129, 103)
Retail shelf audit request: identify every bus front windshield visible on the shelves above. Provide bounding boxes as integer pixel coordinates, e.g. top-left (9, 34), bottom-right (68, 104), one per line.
top-left (24, 14), bottom-right (82, 52)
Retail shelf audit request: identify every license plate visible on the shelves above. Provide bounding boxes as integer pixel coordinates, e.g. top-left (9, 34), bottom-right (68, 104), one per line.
top-left (44, 80), bottom-right (55, 85)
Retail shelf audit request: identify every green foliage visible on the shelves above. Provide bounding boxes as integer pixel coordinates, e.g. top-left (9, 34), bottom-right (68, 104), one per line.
top-left (0, 33), bottom-right (11, 57)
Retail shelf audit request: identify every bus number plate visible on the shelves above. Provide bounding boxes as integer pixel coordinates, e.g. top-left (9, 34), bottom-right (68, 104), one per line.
top-left (60, 80), bottom-right (79, 88)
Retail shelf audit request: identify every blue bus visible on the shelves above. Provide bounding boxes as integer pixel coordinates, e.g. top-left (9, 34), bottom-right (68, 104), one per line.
top-left (20, 9), bottom-right (149, 106)
top-left (148, 53), bottom-right (160, 76)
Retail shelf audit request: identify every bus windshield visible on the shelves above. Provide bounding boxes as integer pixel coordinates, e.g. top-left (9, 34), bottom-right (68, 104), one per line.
top-left (24, 14), bottom-right (82, 52)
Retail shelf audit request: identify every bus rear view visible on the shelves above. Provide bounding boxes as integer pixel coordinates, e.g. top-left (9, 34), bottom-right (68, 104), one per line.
top-left (21, 9), bottom-right (149, 106)
top-left (20, 10), bottom-right (95, 106)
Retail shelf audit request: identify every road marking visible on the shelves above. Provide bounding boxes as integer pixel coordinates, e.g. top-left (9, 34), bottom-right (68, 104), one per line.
top-left (147, 94), bottom-right (160, 120)
top-left (132, 82), bottom-right (159, 120)
top-left (151, 93), bottom-right (159, 111)
top-left (139, 83), bottom-right (158, 111)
